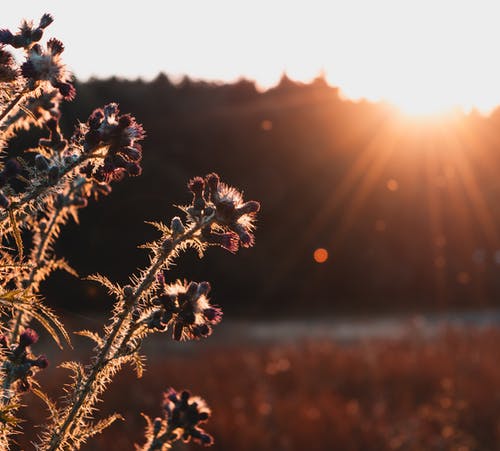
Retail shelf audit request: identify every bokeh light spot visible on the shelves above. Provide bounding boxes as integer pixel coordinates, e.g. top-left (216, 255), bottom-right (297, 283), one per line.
top-left (260, 119), bottom-right (273, 131)
top-left (313, 248), bottom-right (329, 263)
top-left (386, 179), bottom-right (399, 191)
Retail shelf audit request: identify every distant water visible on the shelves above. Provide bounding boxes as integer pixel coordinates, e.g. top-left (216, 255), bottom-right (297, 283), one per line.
top-left (139, 309), bottom-right (500, 355)
top-left (215, 309), bottom-right (500, 343)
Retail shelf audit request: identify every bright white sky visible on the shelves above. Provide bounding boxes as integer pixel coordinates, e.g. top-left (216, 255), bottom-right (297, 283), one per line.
top-left (4, 1), bottom-right (500, 114)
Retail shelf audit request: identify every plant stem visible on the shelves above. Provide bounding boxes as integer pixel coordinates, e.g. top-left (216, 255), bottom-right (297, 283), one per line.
top-left (44, 217), bottom-right (213, 451)
top-left (10, 199), bottom-right (66, 344)
top-left (0, 90), bottom-right (27, 129)
top-left (0, 147), bottom-right (105, 231)
top-left (143, 426), bottom-right (175, 451)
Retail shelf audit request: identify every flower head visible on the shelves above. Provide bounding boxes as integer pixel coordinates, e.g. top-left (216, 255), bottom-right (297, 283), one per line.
top-left (187, 173), bottom-right (260, 251)
top-left (2, 328), bottom-right (49, 393)
top-left (0, 14), bottom-right (51, 49)
top-left (19, 328), bottom-right (39, 347)
top-left (21, 40), bottom-right (75, 99)
top-left (150, 279), bottom-right (222, 341)
top-left (163, 388), bottom-right (213, 446)
top-left (79, 103), bottom-right (145, 182)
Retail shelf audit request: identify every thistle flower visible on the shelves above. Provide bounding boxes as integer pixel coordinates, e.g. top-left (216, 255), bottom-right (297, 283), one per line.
top-left (150, 280), bottom-right (222, 341)
top-left (79, 103), bottom-right (145, 182)
top-left (1, 328), bottom-right (49, 393)
top-left (187, 173), bottom-right (260, 251)
top-left (0, 15), bottom-right (51, 49)
top-left (18, 328), bottom-right (38, 347)
top-left (163, 388), bottom-right (213, 446)
top-left (21, 39), bottom-right (75, 99)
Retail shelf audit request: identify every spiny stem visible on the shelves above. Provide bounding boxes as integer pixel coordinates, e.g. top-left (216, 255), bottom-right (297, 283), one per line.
top-left (1, 371), bottom-right (13, 406)
top-left (0, 90), bottom-right (28, 129)
top-left (2, 205), bottom-right (67, 410)
top-left (45, 217), bottom-right (214, 451)
top-left (144, 426), bottom-right (175, 451)
top-left (0, 146), bottom-right (106, 230)
top-left (10, 199), bottom-right (66, 344)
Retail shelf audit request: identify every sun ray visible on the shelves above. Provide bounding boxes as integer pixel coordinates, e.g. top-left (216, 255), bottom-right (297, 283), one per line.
top-left (423, 132), bottom-right (448, 305)
top-left (439, 124), bottom-right (500, 249)
top-left (260, 115), bottom-right (398, 295)
top-left (328, 125), bottom-right (403, 247)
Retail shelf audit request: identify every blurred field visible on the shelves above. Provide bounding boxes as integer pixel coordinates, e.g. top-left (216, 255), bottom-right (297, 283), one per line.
top-left (16, 324), bottom-right (500, 451)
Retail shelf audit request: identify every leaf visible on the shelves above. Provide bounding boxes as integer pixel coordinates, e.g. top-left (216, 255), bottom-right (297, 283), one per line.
top-left (8, 209), bottom-right (23, 262)
top-left (52, 258), bottom-right (78, 277)
top-left (130, 352), bottom-right (145, 378)
top-left (59, 360), bottom-right (84, 375)
top-left (76, 413), bottom-right (124, 441)
top-left (0, 288), bottom-right (24, 303)
top-left (74, 330), bottom-right (104, 348)
top-left (31, 387), bottom-right (59, 422)
top-left (0, 263), bottom-right (31, 271)
top-left (145, 220), bottom-right (170, 234)
top-left (59, 361), bottom-right (85, 387)
top-left (0, 292), bottom-right (71, 349)
top-left (138, 242), bottom-right (157, 250)
top-left (86, 274), bottom-right (122, 298)
top-left (0, 402), bottom-right (22, 426)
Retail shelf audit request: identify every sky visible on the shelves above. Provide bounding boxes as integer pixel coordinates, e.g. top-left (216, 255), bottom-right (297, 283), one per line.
top-left (4, 1), bottom-right (500, 115)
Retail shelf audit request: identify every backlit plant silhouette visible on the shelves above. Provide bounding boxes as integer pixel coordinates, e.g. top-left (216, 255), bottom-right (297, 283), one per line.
top-left (0, 14), bottom-right (259, 450)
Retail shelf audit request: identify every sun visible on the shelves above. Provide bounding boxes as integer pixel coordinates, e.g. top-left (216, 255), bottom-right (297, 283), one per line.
top-left (387, 92), bottom-right (459, 118)
top-left (319, 1), bottom-right (500, 118)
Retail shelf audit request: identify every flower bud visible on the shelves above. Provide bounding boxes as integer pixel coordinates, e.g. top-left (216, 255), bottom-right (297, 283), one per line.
top-left (170, 217), bottom-right (185, 237)
top-left (188, 177), bottom-right (204, 195)
top-left (197, 281), bottom-right (211, 296)
top-left (0, 29), bottom-right (13, 45)
top-left (39, 13), bottom-right (54, 29)
top-left (19, 328), bottom-right (39, 347)
top-left (47, 38), bottom-right (64, 55)
top-left (186, 282), bottom-right (198, 299)
top-left (236, 200), bottom-right (261, 215)
top-left (33, 355), bottom-right (49, 368)
top-left (35, 154), bottom-right (49, 171)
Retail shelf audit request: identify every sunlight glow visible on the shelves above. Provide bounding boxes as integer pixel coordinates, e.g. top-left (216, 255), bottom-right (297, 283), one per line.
top-left (4, 1), bottom-right (500, 116)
